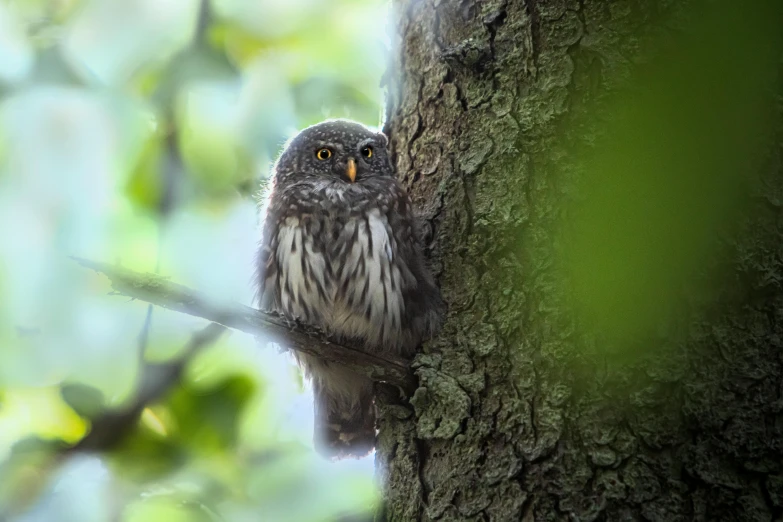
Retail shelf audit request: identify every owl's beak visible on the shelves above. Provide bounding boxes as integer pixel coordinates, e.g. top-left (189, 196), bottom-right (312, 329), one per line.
top-left (346, 158), bottom-right (357, 182)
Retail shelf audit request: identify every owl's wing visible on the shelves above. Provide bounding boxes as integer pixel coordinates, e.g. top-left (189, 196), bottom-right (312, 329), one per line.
top-left (386, 185), bottom-right (445, 352)
top-left (255, 193), bottom-right (282, 312)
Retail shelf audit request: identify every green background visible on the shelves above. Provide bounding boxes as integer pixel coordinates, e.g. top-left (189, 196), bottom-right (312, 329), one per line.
top-left (0, 0), bottom-right (387, 520)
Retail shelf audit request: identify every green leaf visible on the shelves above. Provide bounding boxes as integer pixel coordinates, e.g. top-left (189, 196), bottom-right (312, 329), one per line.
top-left (558, 0), bottom-right (783, 346)
top-left (60, 383), bottom-right (106, 419)
top-left (167, 375), bottom-right (255, 452)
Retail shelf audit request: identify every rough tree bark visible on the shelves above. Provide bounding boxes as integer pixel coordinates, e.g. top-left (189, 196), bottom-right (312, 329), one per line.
top-left (377, 1), bottom-right (783, 521)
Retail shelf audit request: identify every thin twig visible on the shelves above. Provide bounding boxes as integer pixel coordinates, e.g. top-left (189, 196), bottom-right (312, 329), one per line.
top-left (194, 0), bottom-right (212, 46)
top-left (73, 257), bottom-right (418, 394)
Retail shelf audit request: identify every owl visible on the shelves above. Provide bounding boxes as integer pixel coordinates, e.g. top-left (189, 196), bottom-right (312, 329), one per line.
top-left (255, 119), bottom-right (444, 458)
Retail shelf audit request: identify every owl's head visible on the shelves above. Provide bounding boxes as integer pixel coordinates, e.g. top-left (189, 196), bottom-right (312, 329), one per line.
top-left (274, 119), bottom-right (392, 184)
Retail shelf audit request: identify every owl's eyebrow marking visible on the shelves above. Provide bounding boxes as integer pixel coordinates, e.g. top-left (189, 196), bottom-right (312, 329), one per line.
top-left (314, 141), bottom-right (344, 152)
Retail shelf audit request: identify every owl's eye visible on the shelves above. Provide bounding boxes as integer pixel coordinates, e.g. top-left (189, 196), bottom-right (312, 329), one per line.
top-left (361, 146), bottom-right (373, 158)
top-left (315, 148), bottom-right (332, 160)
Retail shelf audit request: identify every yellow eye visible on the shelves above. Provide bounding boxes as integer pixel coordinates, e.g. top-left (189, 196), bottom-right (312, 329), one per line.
top-left (316, 148), bottom-right (332, 160)
top-left (361, 146), bottom-right (373, 158)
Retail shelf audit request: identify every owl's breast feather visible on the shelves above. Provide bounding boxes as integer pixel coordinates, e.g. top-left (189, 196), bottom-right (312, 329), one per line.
top-left (274, 208), bottom-right (407, 350)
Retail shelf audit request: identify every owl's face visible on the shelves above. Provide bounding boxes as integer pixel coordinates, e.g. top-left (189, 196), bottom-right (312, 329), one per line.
top-left (274, 120), bottom-right (392, 184)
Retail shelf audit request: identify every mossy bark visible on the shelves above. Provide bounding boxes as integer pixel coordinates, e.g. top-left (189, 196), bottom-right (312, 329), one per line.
top-left (376, 1), bottom-right (783, 521)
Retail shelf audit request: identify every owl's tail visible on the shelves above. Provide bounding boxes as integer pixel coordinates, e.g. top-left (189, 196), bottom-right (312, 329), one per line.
top-left (312, 376), bottom-right (376, 459)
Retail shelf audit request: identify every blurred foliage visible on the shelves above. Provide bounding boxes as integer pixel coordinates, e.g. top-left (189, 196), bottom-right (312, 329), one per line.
top-left (0, 0), bottom-right (386, 519)
top-left (558, 0), bottom-right (783, 348)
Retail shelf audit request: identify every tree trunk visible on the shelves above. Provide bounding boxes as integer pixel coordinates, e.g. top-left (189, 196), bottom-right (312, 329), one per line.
top-left (376, 1), bottom-right (783, 521)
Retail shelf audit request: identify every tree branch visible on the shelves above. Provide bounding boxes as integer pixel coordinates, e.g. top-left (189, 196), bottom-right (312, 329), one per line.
top-left (73, 258), bottom-right (417, 394)
top-left (68, 322), bottom-right (227, 453)
top-left (0, 323), bottom-right (228, 521)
